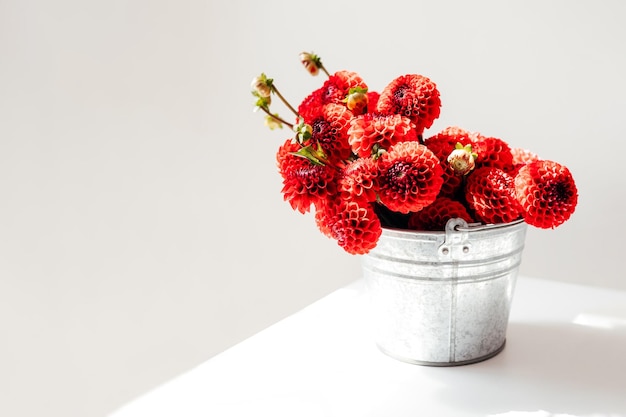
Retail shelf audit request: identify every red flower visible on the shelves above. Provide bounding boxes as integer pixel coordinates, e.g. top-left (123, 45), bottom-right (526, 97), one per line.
top-left (472, 137), bottom-right (514, 172)
top-left (426, 127), bottom-right (473, 146)
top-left (514, 160), bottom-right (578, 229)
top-left (377, 141), bottom-right (443, 214)
top-left (436, 125), bottom-right (485, 142)
top-left (509, 147), bottom-right (540, 176)
top-left (376, 74), bottom-right (441, 135)
top-left (276, 139), bottom-right (301, 170)
top-left (297, 89), bottom-right (324, 123)
top-left (511, 147), bottom-right (539, 166)
top-left (303, 103), bottom-right (354, 164)
top-left (314, 201), bottom-right (335, 239)
top-left (257, 57), bottom-right (580, 255)
top-left (316, 198), bottom-right (382, 254)
top-left (465, 167), bottom-right (522, 224)
top-left (276, 139), bottom-right (337, 214)
top-left (366, 91), bottom-right (380, 113)
top-left (348, 113), bottom-right (417, 158)
top-left (424, 130), bottom-right (473, 197)
top-left (299, 71), bottom-right (368, 119)
top-left (407, 196), bottom-right (474, 231)
top-left (338, 157), bottom-right (379, 204)
top-left (332, 70), bottom-right (368, 95)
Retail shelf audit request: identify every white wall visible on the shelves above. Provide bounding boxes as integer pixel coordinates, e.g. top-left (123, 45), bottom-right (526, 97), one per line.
top-left (1, 1), bottom-right (624, 416)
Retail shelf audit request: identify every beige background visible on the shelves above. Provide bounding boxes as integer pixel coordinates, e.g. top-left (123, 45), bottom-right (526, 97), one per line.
top-left (1, 1), bottom-right (624, 416)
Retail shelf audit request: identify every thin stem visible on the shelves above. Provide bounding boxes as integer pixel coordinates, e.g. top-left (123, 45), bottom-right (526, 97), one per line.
top-left (319, 64), bottom-right (330, 77)
top-left (271, 85), bottom-right (299, 117)
top-left (260, 106), bottom-right (294, 129)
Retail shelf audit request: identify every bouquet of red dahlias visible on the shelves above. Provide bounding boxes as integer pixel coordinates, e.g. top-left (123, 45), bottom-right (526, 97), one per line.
top-left (252, 52), bottom-right (578, 255)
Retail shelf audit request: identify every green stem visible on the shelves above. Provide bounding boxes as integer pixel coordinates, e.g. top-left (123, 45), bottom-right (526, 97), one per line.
top-left (260, 106), bottom-right (293, 129)
top-left (271, 85), bottom-right (299, 117)
top-left (319, 64), bottom-right (330, 77)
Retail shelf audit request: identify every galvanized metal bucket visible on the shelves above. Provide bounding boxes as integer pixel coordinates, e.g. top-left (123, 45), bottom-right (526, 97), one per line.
top-left (363, 218), bottom-right (527, 366)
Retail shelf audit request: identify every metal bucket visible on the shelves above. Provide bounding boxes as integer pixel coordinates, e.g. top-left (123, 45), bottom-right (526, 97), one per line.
top-left (363, 218), bottom-right (527, 366)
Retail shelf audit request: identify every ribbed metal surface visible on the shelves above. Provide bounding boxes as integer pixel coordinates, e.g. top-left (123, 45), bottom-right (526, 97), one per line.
top-left (363, 219), bottom-right (527, 366)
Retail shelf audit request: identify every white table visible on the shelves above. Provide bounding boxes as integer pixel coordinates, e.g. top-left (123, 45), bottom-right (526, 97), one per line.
top-left (110, 276), bottom-right (626, 417)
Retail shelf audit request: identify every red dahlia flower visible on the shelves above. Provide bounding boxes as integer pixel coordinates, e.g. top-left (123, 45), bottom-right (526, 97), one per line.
top-left (472, 137), bottom-right (515, 172)
top-left (315, 198), bottom-right (382, 254)
top-left (347, 113), bottom-right (417, 158)
top-left (254, 53), bottom-right (579, 255)
top-left (276, 139), bottom-right (338, 214)
top-left (407, 196), bottom-right (474, 231)
top-left (424, 130), bottom-right (473, 197)
top-left (376, 74), bottom-right (441, 135)
top-left (332, 70), bottom-right (368, 95)
top-left (436, 125), bottom-right (485, 142)
top-left (338, 157), bottom-right (379, 204)
top-left (514, 160), bottom-right (578, 229)
top-left (511, 147), bottom-right (540, 166)
top-left (426, 128), bottom-right (473, 147)
top-left (465, 167), bottom-right (522, 224)
top-left (297, 89), bottom-right (324, 123)
top-left (377, 141), bottom-right (443, 214)
top-left (300, 70), bottom-right (368, 115)
top-left (366, 91), bottom-right (380, 113)
top-left (302, 103), bottom-right (354, 164)
top-left (510, 147), bottom-right (540, 176)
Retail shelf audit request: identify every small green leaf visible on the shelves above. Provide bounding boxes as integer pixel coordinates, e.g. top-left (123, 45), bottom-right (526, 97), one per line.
top-left (291, 145), bottom-right (327, 166)
top-left (348, 86), bottom-right (368, 95)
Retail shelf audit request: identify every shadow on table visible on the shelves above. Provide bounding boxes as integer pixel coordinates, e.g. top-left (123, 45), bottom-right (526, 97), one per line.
top-left (430, 321), bottom-right (626, 416)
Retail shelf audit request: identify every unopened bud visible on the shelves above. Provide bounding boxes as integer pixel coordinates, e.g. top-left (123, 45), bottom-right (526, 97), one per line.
top-left (299, 52), bottom-right (321, 76)
top-left (447, 143), bottom-right (477, 176)
top-left (251, 74), bottom-right (272, 98)
top-left (345, 88), bottom-right (369, 115)
top-left (294, 119), bottom-right (313, 143)
top-left (264, 115), bottom-right (282, 130)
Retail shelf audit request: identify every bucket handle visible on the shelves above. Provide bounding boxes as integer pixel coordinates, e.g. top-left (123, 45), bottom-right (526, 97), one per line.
top-left (438, 218), bottom-right (470, 258)
top-left (454, 218), bottom-right (525, 232)
top-left (438, 218), bottom-right (524, 258)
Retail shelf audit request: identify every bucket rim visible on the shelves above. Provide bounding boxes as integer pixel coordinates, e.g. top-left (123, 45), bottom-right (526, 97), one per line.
top-left (380, 218), bottom-right (526, 237)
